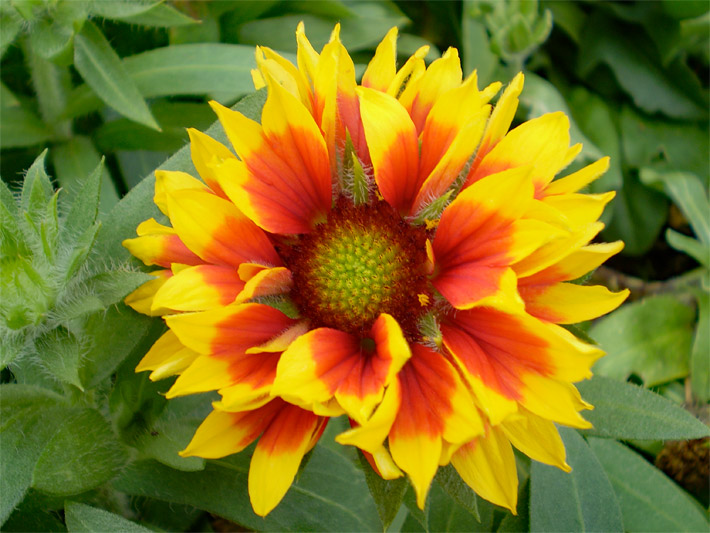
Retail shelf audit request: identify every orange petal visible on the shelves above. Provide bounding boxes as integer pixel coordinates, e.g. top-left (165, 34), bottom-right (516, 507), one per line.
top-left (166, 302), bottom-right (299, 355)
top-left (152, 265), bottom-right (244, 312)
top-left (123, 219), bottom-right (202, 268)
top-left (520, 282), bottom-right (629, 324)
top-left (431, 167), bottom-right (534, 310)
top-left (249, 401), bottom-right (327, 516)
top-left (357, 87), bottom-right (420, 215)
top-left (235, 267), bottom-right (293, 304)
top-left (166, 188), bottom-right (280, 268)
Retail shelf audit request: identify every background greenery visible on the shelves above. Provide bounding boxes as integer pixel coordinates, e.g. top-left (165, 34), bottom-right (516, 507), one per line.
top-left (1, 1), bottom-right (708, 531)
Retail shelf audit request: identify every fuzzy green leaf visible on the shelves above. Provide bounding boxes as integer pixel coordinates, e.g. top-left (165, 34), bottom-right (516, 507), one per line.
top-left (32, 408), bottom-right (127, 496)
top-left (73, 20), bottom-right (159, 130)
top-left (57, 157), bottom-right (102, 246)
top-left (530, 428), bottom-right (623, 532)
top-left (65, 502), bottom-right (151, 533)
top-left (578, 375), bottom-right (710, 440)
top-left (84, 270), bottom-right (154, 307)
top-left (0, 7), bottom-right (22, 58)
top-left (113, 444), bottom-right (381, 531)
top-left (35, 328), bottom-right (83, 390)
top-left (435, 463), bottom-right (480, 522)
top-left (589, 438), bottom-right (709, 532)
top-left (91, 0), bottom-right (161, 19)
top-left (20, 150), bottom-right (53, 220)
top-left (57, 221), bottom-right (100, 283)
top-left (357, 449), bottom-right (408, 530)
top-left (591, 295), bottom-right (694, 386)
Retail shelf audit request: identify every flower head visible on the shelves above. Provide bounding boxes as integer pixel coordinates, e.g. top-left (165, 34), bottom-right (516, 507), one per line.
top-left (125, 24), bottom-right (628, 516)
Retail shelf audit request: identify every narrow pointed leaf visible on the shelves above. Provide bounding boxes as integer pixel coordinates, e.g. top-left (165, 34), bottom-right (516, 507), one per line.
top-left (58, 158), bottom-right (102, 245)
top-left (357, 450), bottom-right (408, 531)
top-left (65, 502), bottom-right (151, 533)
top-left (73, 21), bottom-right (159, 130)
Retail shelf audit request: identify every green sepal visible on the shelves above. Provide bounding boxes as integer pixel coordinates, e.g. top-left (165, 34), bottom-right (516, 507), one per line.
top-left (412, 190), bottom-right (453, 226)
top-left (58, 221), bottom-right (100, 283)
top-left (20, 149), bottom-right (53, 226)
top-left (58, 157), bottom-right (103, 247)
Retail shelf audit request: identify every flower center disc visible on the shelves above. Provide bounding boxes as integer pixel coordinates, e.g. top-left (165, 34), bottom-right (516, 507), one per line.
top-left (285, 200), bottom-right (430, 337)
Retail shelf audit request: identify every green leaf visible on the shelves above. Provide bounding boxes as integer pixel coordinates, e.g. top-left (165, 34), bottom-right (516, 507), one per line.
top-left (32, 408), bottom-right (127, 496)
top-left (35, 328), bottom-right (83, 390)
top-left (357, 449), bottom-right (408, 530)
top-left (65, 43), bottom-right (258, 119)
top-left (0, 106), bottom-right (52, 148)
top-left (84, 270), bottom-right (155, 307)
top-left (28, 14), bottom-right (75, 62)
top-left (462, 4), bottom-right (497, 84)
top-left (435, 463), bottom-right (480, 522)
top-left (530, 428), bottom-right (623, 532)
top-left (577, 375), bottom-right (710, 440)
top-left (691, 290), bottom-right (710, 402)
top-left (565, 87), bottom-right (623, 194)
top-left (132, 394), bottom-right (209, 472)
top-left (0, 7), bottom-right (22, 58)
top-left (3, 490), bottom-right (66, 532)
top-left (73, 20), bottom-right (159, 130)
top-left (666, 228), bottom-right (710, 267)
top-left (590, 295), bottom-right (694, 386)
top-left (113, 444), bottom-right (381, 531)
top-left (643, 170), bottom-right (710, 245)
top-left (0, 385), bottom-right (67, 524)
top-left (620, 106), bottom-right (709, 182)
top-left (57, 222), bottom-right (100, 284)
top-left (426, 480), bottom-right (494, 532)
top-left (118, 2), bottom-right (198, 28)
top-left (603, 174), bottom-right (668, 256)
top-left (578, 14), bottom-right (706, 120)
top-left (92, 89), bottom-right (266, 263)
top-left (52, 136), bottom-right (118, 217)
top-left (65, 501), bottom-right (151, 533)
top-left (91, 0), bottom-right (161, 19)
top-left (21, 149), bottom-right (53, 219)
top-left (79, 304), bottom-right (155, 388)
top-left (237, 11), bottom-right (406, 54)
top-left (57, 157), bottom-right (101, 245)
top-left (588, 438), bottom-right (709, 532)
top-left (498, 478), bottom-right (529, 532)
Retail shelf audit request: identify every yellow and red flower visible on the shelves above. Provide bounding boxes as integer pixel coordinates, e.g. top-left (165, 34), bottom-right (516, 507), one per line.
top-left (124, 24), bottom-right (628, 516)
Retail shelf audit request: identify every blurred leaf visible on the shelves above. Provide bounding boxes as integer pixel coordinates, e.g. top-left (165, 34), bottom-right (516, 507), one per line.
top-left (237, 10), bottom-right (406, 54)
top-left (118, 2), bottom-right (198, 28)
top-left (691, 290), bottom-right (710, 402)
top-left (621, 107), bottom-right (709, 181)
top-left (114, 444), bottom-right (381, 531)
top-left (169, 1), bottom-right (220, 44)
top-left (85, 270), bottom-right (155, 307)
top-left (80, 305), bottom-right (154, 388)
top-left (519, 72), bottom-right (604, 161)
top-left (565, 87), bottom-right (623, 193)
top-left (116, 150), bottom-right (170, 191)
top-left (530, 428), bottom-right (623, 532)
top-left (642, 170), bottom-right (710, 245)
top-left (0, 107), bottom-right (52, 148)
top-left (498, 479), bottom-right (529, 532)
top-left (28, 16), bottom-right (74, 62)
top-left (52, 136), bottom-right (118, 217)
top-left (65, 501), bottom-right (151, 533)
top-left (92, 89), bottom-right (266, 262)
top-left (0, 7), bottom-right (22, 58)
top-left (665, 229), bottom-right (710, 267)
top-left (356, 450), bottom-right (407, 530)
top-left (578, 14), bottom-right (706, 120)
top-left (577, 375), bottom-right (710, 440)
top-left (32, 408), bottom-right (127, 496)
top-left (544, 0), bottom-right (585, 44)
top-left (91, 0), bottom-right (161, 19)
top-left (65, 43), bottom-right (258, 119)
top-left (73, 20), bottom-right (159, 130)
top-left (461, 9), bottom-right (497, 84)
top-left (603, 174), bottom-right (668, 256)
top-left (591, 295), bottom-right (694, 386)
top-left (589, 438), bottom-right (709, 532)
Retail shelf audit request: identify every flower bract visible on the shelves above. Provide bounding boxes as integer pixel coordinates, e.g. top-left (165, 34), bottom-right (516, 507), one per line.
top-left (124, 23), bottom-right (629, 517)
